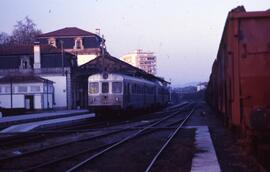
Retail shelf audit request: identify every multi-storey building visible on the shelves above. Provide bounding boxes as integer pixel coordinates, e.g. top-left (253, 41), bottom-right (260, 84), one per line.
top-left (120, 49), bottom-right (157, 75)
top-left (37, 27), bottom-right (104, 66)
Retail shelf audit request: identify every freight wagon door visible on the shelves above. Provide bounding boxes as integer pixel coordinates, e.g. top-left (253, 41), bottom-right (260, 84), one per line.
top-left (238, 17), bottom-right (270, 126)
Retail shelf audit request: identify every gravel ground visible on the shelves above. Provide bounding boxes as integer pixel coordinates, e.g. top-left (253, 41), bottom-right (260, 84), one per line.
top-left (197, 101), bottom-right (267, 172)
top-left (3, 101), bottom-right (265, 172)
top-left (78, 128), bottom-right (196, 172)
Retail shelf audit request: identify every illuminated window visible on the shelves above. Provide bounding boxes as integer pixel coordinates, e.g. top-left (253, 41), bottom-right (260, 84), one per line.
top-left (89, 82), bottom-right (99, 94)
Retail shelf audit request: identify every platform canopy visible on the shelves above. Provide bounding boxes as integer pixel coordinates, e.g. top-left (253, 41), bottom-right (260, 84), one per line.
top-left (78, 54), bottom-right (169, 84)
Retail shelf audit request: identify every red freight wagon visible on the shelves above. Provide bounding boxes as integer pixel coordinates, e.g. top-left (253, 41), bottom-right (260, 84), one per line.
top-left (206, 6), bottom-right (270, 144)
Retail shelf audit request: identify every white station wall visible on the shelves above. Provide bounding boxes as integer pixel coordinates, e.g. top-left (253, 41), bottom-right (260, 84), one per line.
top-left (0, 95), bottom-right (13, 108)
top-left (42, 75), bottom-right (67, 108)
top-left (77, 54), bottom-right (97, 66)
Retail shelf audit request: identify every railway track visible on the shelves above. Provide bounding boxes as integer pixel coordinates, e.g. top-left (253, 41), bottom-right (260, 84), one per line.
top-left (0, 103), bottom-right (193, 171)
top-left (63, 106), bottom-right (195, 172)
top-left (0, 103), bottom-right (189, 149)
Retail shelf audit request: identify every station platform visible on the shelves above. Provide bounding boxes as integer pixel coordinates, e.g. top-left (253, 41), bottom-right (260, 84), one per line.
top-left (0, 109), bottom-right (89, 125)
top-left (0, 113), bottom-right (94, 133)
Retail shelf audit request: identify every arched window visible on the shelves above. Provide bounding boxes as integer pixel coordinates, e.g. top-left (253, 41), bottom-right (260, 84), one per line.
top-left (48, 38), bottom-right (56, 47)
top-left (76, 39), bottom-right (81, 49)
top-left (19, 56), bottom-right (31, 69)
top-left (74, 37), bottom-right (83, 50)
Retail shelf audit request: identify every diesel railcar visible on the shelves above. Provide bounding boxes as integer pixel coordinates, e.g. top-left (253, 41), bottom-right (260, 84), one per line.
top-left (206, 6), bottom-right (270, 154)
top-left (88, 73), bottom-right (169, 115)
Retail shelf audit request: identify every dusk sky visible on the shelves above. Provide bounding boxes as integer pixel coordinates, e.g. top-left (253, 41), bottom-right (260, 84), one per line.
top-left (1, 0), bottom-right (269, 86)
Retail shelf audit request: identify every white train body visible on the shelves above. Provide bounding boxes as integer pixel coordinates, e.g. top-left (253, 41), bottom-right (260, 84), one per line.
top-left (88, 73), bottom-right (169, 113)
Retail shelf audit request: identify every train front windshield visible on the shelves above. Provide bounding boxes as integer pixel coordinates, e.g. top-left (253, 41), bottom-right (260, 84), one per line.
top-left (89, 82), bottom-right (99, 94)
top-left (102, 82), bottom-right (109, 93)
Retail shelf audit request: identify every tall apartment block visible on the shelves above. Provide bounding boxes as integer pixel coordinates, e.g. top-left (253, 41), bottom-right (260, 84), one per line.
top-left (120, 49), bottom-right (157, 75)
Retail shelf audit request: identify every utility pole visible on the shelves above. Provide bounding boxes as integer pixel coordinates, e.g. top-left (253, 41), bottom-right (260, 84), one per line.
top-left (101, 35), bottom-right (105, 72)
top-left (60, 40), bottom-right (64, 75)
top-left (47, 80), bottom-right (49, 109)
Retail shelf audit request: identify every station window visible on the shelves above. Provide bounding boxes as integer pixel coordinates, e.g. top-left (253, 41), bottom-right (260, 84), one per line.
top-left (4, 86), bottom-right (15, 93)
top-left (89, 82), bottom-right (99, 94)
top-left (112, 82), bottom-right (122, 93)
top-left (19, 56), bottom-right (31, 69)
top-left (76, 39), bottom-right (82, 49)
top-left (102, 82), bottom-right (109, 93)
top-left (18, 86), bottom-right (28, 93)
top-left (5, 86), bottom-right (10, 93)
top-left (30, 86), bottom-right (40, 92)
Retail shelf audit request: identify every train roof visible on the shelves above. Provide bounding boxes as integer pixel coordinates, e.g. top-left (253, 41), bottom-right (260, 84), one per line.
top-left (79, 53), bottom-right (170, 85)
top-left (88, 73), bottom-right (159, 86)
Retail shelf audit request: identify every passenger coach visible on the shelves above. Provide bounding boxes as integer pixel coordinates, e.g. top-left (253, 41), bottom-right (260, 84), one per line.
top-left (88, 73), bottom-right (169, 114)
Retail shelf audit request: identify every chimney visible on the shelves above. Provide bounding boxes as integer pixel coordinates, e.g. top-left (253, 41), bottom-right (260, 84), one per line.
top-left (95, 28), bottom-right (100, 36)
top-left (33, 42), bottom-right (41, 69)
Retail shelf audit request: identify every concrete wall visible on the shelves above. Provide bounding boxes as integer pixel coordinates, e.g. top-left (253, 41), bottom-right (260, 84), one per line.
top-left (77, 54), bottom-right (97, 66)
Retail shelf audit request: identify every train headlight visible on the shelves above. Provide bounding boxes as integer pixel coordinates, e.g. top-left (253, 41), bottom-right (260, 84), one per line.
top-left (115, 97), bottom-right (119, 102)
top-left (89, 98), bottom-right (95, 104)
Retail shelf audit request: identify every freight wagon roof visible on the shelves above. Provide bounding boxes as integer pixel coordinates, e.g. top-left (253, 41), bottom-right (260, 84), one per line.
top-left (229, 6), bottom-right (270, 19)
top-left (215, 6), bottom-right (270, 63)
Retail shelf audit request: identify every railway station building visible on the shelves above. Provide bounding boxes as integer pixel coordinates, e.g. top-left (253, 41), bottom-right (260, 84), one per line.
top-left (0, 43), bottom-right (77, 110)
top-left (0, 75), bottom-right (54, 110)
top-left (0, 27), bottom-right (166, 111)
top-left (37, 27), bottom-right (104, 66)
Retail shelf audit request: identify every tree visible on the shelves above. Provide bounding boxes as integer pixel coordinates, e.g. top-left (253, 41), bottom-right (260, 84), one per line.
top-left (0, 32), bottom-right (11, 45)
top-left (11, 17), bottom-right (42, 45)
top-left (0, 17), bottom-right (42, 46)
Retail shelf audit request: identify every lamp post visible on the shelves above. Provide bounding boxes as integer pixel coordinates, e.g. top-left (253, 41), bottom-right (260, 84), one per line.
top-left (46, 80), bottom-right (49, 109)
top-left (10, 77), bottom-right (13, 109)
top-left (169, 78), bottom-right (172, 103)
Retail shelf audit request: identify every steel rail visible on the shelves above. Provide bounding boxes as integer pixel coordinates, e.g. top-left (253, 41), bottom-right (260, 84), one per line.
top-left (0, 124), bottom-right (142, 162)
top-left (64, 107), bottom-right (189, 172)
top-left (0, 103), bottom-right (189, 171)
top-left (23, 123), bottom-right (182, 171)
top-left (144, 108), bottom-right (195, 172)
top-left (20, 107), bottom-right (189, 172)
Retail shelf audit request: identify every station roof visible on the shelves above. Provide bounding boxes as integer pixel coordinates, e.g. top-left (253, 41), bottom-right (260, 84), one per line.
top-left (0, 75), bottom-right (54, 84)
top-left (0, 44), bottom-right (73, 56)
top-left (38, 27), bottom-right (100, 38)
top-left (79, 53), bottom-right (169, 84)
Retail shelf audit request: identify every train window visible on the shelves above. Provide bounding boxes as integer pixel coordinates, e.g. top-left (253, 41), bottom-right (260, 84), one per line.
top-left (89, 82), bottom-right (99, 94)
top-left (112, 82), bottom-right (122, 93)
top-left (102, 82), bottom-right (109, 93)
